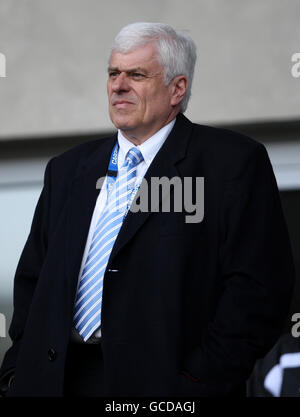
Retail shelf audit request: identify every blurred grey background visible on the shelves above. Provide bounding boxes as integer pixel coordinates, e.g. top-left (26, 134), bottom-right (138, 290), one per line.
top-left (0, 0), bottom-right (300, 375)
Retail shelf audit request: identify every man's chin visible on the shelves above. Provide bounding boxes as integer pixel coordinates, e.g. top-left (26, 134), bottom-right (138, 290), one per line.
top-left (110, 117), bottom-right (136, 132)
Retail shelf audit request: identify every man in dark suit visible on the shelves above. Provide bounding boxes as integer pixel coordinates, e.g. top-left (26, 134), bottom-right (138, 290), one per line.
top-left (0, 22), bottom-right (295, 397)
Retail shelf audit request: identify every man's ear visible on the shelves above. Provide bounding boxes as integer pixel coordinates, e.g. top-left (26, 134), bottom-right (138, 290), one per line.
top-left (170, 75), bottom-right (188, 107)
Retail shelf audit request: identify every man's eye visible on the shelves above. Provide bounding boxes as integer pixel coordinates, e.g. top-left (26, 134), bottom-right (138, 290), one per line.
top-left (109, 72), bottom-right (119, 78)
top-left (131, 73), bottom-right (145, 79)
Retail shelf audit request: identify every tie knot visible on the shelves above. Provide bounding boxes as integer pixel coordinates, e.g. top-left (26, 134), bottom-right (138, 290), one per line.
top-left (123, 147), bottom-right (144, 168)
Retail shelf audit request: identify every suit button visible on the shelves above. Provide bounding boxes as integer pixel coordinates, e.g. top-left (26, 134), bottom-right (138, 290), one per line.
top-left (48, 348), bottom-right (57, 361)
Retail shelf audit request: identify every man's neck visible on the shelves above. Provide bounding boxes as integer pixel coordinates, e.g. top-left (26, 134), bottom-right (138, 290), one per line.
top-left (120, 112), bottom-right (178, 145)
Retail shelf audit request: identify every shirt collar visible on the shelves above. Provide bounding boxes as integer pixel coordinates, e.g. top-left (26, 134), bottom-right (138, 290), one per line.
top-left (117, 118), bottom-right (176, 168)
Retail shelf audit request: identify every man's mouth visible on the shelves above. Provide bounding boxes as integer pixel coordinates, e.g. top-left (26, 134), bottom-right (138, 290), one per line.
top-left (112, 100), bottom-right (135, 109)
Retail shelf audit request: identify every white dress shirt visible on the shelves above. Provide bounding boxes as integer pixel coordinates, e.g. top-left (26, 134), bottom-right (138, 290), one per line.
top-left (77, 117), bottom-right (176, 338)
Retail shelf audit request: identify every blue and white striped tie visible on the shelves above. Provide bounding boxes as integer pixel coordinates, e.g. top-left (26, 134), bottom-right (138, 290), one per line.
top-left (73, 147), bottom-right (144, 341)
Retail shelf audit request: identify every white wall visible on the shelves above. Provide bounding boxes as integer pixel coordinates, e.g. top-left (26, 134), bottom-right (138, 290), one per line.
top-left (0, 0), bottom-right (300, 139)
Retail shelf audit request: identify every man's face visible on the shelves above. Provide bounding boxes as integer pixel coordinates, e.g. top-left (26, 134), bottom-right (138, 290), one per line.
top-left (107, 43), bottom-right (176, 142)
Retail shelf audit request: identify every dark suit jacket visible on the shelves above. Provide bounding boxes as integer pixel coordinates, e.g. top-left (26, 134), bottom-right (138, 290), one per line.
top-left (0, 113), bottom-right (295, 396)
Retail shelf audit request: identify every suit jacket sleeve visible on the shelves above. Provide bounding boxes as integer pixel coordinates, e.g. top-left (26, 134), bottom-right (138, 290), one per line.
top-left (183, 143), bottom-right (295, 386)
top-left (0, 158), bottom-right (54, 380)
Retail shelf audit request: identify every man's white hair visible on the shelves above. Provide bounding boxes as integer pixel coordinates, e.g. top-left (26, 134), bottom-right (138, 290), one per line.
top-left (110, 22), bottom-right (197, 113)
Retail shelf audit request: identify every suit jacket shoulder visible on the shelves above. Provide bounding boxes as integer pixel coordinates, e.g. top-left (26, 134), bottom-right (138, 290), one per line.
top-left (181, 116), bottom-right (271, 185)
top-left (51, 134), bottom-right (116, 177)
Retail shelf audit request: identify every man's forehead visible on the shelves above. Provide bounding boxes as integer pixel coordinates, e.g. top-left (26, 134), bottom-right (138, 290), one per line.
top-left (109, 44), bottom-right (161, 70)
top-left (108, 65), bottom-right (148, 73)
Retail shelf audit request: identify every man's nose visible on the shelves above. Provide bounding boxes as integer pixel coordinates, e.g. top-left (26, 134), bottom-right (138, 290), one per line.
top-left (111, 72), bottom-right (130, 93)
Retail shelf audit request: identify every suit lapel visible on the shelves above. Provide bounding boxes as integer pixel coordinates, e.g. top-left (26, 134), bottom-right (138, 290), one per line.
top-left (108, 113), bottom-right (194, 266)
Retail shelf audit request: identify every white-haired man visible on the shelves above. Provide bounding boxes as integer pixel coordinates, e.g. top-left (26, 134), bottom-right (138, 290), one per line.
top-left (0, 22), bottom-right (294, 397)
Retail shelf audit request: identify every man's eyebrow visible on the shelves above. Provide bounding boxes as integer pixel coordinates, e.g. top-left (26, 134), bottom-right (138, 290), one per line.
top-left (107, 66), bottom-right (148, 74)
